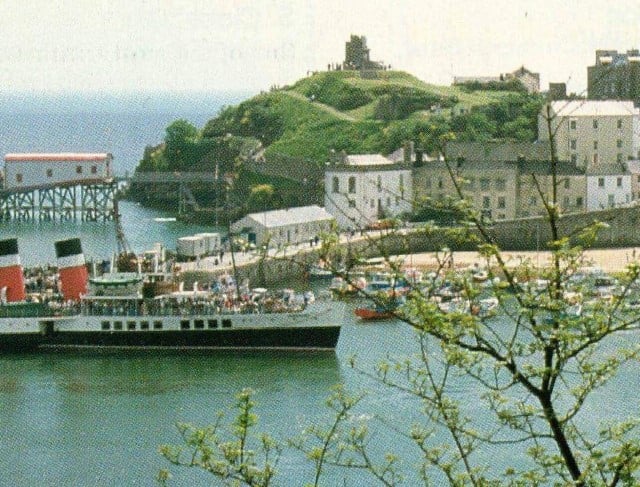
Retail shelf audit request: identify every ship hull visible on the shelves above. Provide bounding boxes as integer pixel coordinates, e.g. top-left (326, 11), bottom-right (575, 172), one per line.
top-left (41, 325), bottom-right (341, 350)
top-left (0, 333), bottom-right (42, 352)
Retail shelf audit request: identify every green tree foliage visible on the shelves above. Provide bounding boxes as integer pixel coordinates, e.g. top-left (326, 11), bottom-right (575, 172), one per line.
top-left (164, 119), bottom-right (199, 169)
top-left (457, 78), bottom-right (528, 93)
top-left (202, 96), bottom-right (284, 145)
top-left (246, 184), bottom-right (276, 213)
top-left (372, 86), bottom-right (448, 121)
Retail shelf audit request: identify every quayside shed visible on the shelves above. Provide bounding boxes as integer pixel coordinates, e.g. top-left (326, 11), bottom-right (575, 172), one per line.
top-left (230, 205), bottom-right (335, 248)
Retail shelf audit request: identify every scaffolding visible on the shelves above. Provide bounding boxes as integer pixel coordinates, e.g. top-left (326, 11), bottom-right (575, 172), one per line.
top-left (0, 181), bottom-right (117, 222)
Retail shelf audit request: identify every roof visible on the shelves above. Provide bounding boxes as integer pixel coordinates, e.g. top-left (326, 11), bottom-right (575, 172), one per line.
top-left (518, 160), bottom-right (584, 176)
top-left (344, 154), bottom-right (393, 166)
top-left (243, 205), bottom-right (334, 228)
top-left (550, 100), bottom-right (640, 117)
top-left (585, 163), bottom-right (629, 176)
top-left (446, 141), bottom-right (553, 162)
top-left (4, 153), bottom-right (111, 162)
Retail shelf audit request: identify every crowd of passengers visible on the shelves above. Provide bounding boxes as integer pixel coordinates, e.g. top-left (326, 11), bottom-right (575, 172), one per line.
top-left (79, 292), bottom-right (308, 317)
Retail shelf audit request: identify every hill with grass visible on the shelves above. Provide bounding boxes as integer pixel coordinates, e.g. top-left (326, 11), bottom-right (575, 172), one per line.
top-left (130, 70), bottom-right (543, 220)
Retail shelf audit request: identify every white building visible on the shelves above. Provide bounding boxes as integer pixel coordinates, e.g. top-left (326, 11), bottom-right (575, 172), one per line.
top-left (324, 154), bottom-right (412, 229)
top-left (230, 205), bottom-right (335, 249)
top-left (538, 100), bottom-right (640, 171)
top-left (3, 153), bottom-right (113, 189)
top-left (585, 168), bottom-right (632, 211)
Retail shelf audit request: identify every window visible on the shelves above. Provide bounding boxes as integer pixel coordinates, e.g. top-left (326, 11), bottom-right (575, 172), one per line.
top-left (593, 141), bottom-right (598, 150)
top-left (576, 196), bottom-right (583, 207)
top-left (617, 177), bottom-right (623, 187)
top-left (347, 176), bottom-right (357, 194)
top-left (348, 199), bottom-right (356, 208)
top-left (194, 319), bottom-right (204, 329)
top-left (101, 321), bottom-right (110, 331)
top-left (497, 196), bottom-right (506, 209)
top-left (91, 165), bottom-right (97, 174)
top-left (570, 139), bottom-right (577, 150)
top-left (46, 169), bottom-right (53, 177)
top-left (437, 178), bottom-right (443, 189)
top-left (593, 154), bottom-right (598, 165)
top-left (529, 196), bottom-right (537, 206)
top-left (153, 320), bottom-right (163, 330)
top-left (480, 178), bottom-right (490, 191)
top-left (495, 179), bottom-right (506, 191)
top-left (564, 179), bottom-right (570, 189)
top-left (127, 321), bottom-right (136, 330)
top-left (593, 119), bottom-right (598, 129)
top-left (332, 176), bottom-right (339, 193)
top-left (140, 321), bottom-right (149, 330)
top-left (617, 153), bottom-right (624, 163)
top-left (637, 175), bottom-right (640, 183)
top-left (16, 174), bottom-right (22, 183)
top-left (377, 175), bottom-right (382, 191)
top-left (76, 165), bottom-right (83, 174)
top-left (571, 154), bottom-right (577, 164)
top-left (618, 119), bottom-right (623, 129)
top-left (570, 119), bottom-right (577, 129)
top-left (386, 197), bottom-right (391, 207)
top-left (598, 177), bottom-right (605, 187)
top-left (482, 196), bottom-right (491, 208)
top-left (180, 320), bottom-right (190, 330)
top-left (113, 321), bottom-right (123, 330)
top-left (617, 139), bottom-right (623, 148)
top-left (563, 196), bottom-right (570, 207)
top-left (222, 319), bottom-right (232, 328)
top-left (208, 319), bottom-right (218, 329)
top-left (608, 194), bottom-right (615, 207)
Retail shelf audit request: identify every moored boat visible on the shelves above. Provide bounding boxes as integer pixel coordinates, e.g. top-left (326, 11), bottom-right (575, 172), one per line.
top-left (0, 238), bottom-right (346, 352)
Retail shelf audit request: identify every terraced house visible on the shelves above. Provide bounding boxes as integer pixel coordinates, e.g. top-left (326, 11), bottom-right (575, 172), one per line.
top-left (414, 141), bottom-right (585, 220)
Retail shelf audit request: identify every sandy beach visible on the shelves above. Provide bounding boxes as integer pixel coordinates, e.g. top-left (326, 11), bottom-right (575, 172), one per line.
top-left (400, 247), bottom-right (640, 273)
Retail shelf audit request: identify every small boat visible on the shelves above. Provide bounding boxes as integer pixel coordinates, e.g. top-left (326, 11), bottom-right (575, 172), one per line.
top-left (354, 306), bottom-right (395, 321)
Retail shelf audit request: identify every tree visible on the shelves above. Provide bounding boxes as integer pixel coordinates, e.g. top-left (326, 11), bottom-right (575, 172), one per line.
top-left (159, 100), bottom-right (640, 485)
top-left (164, 119), bottom-right (199, 169)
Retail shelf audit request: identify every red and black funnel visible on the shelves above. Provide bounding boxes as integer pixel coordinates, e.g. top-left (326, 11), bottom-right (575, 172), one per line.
top-left (55, 238), bottom-right (88, 301)
top-left (0, 238), bottom-right (26, 302)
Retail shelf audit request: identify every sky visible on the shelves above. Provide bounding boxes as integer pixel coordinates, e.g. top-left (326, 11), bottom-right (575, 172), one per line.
top-left (1, 0), bottom-right (640, 96)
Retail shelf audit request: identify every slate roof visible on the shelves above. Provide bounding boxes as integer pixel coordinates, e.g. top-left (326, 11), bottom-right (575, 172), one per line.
top-left (445, 141), bottom-right (553, 162)
top-left (550, 100), bottom-right (640, 117)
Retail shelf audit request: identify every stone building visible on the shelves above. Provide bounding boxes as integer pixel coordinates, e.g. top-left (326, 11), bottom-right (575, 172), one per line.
top-left (414, 141), bottom-right (585, 220)
top-left (587, 49), bottom-right (640, 103)
top-left (343, 35), bottom-right (385, 71)
top-left (538, 100), bottom-right (640, 171)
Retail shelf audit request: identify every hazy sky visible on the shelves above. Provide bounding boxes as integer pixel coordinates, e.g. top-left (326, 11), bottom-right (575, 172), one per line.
top-left (1, 0), bottom-right (639, 95)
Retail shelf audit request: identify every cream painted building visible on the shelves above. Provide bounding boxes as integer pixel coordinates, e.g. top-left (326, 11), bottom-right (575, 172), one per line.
top-left (538, 100), bottom-right (640, 171)
top-left (324, 154), bottom-right (412, 229)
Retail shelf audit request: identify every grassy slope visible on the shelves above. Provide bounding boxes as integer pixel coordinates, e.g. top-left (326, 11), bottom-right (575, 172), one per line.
top-left (199, 70), bottom-right (524, 169)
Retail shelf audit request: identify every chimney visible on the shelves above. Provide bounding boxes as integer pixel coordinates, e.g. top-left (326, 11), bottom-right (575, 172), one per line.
top-left (0, 238), bottom-right (26, 302)
top-left (55, 238), bottom-right (88, 301)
